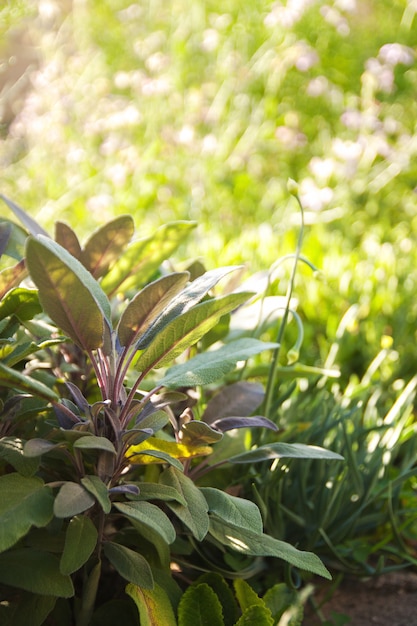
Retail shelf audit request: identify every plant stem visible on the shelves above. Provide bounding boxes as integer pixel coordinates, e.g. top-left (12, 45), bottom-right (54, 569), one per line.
top-left (264, 195), bottom-right (305, 420)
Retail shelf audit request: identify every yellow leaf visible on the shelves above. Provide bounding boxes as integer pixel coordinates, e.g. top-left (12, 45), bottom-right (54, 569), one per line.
top-left (126, 436), bottom-right (212, 465)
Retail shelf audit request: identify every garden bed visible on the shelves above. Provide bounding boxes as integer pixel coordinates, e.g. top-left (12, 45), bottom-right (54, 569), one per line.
top-left (306, 571), bottom-right (417, 625)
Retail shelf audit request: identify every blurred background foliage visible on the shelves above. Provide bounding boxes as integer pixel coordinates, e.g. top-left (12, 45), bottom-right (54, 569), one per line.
top-left (1, 0), bottom-right (417, 398)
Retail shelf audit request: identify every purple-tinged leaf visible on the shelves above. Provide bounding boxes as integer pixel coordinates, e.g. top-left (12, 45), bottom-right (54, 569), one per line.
top-left (118, 272), bottom-right (190, 348)
top-left (0, 222), bottom-right (12, 257)
top-left (26, 236), bottom-right (112, 349)
top-left (0, 195), bottom-right (49, 237)
top-left (211, 415), bottom-right (278, 433)
top-left (54, 222), bottom-right (83, 260)
top-left (202, 381), bottom-right (265, 424)
top-left (81, 215), bottom-right (135, 279)
top-left (108, 484), bottom-right (140, 496)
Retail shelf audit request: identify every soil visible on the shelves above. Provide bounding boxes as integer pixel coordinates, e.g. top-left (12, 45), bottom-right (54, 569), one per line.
top-left (304, 571), bottom-right (417, 625)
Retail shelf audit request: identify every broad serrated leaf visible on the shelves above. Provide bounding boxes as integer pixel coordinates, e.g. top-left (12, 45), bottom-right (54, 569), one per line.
top-left (136, 292), bottom-right (252, 372)
top-left (54, 222), bottom-right (83, 260)
top-left (233, 579), bottom-right (264, 613)
top-left (202, 381), bottom-right (265, 424)
top-left (25, 236), bottom-right (111, 349)
top-left (263, 583), bottom-right (302, 625)
top-left (0, 362), bottom-right (59, 401)
top-left (0, 287), bottom-right (41, 321)
top-left (160, 467), bottom-right (209, 541)
top-left (200, 488), bottom-right (263, 534)
top-left (208, 516), bottom-right (331, 579)
top-left (0, 548), bottom-right (74, 597)
top-left (193, 573), bottom-right (239, 626)
top-left (117, 272), bottom-right (190, 348)
top-left (228, 442), bottom-right (344, 464)
top-left (73, 435), bottom-right (116, 454)
top-left (137, 266), bottom-right (242, 350)
top-left (178, 583), bottom-right (224, 626)
top-left (0, 474), bottom-right (54, 551)
top-left (160, 339), bottom-right (278, 387)
top-left (235, 605), bottom-right (274, 626)
top-left (0, 437), bottom-right (39, 476)
top-left (101, 221), bottom-right (196, 296)
top-left (60, 515), bottom-right (98, 574)
top-left (114, 501), bottom-right (176, 545)
top-left (81, 475), bottom-right (112, 513)
top-left (126, 582), bottom-right (177, 626)
top-left (53, 482), bottom-right (95, 518)
top-left (81, 215), bottom-right (135, 279)
top-left (103, 542), bottom-right (153, 588)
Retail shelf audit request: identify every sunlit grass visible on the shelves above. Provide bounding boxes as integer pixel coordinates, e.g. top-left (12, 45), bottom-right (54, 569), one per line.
top-left (1, 0), bottom-right (417, 377)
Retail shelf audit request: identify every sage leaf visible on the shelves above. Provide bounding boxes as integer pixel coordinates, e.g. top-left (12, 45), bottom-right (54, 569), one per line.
top-left (60, 515), bottom-right (98, 575)
top-left (136, 292), bottom-right (252, 371)
top-left (25, 236), bottom-right (111, 350)
top-left (103, 542), bottom-right (153, 588)
top-left (160, 339), bottom-right (278, 387)
top-left (126, 582), bottom-right (177, 626)
top-left (53, 482), bottom-right (95, 518)
top-left (0, 474), bottom-right (54, 552)
top-left (0, 548), bottom-right (74, 597)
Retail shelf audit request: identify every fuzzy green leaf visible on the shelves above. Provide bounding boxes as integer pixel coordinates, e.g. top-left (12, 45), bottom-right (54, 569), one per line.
top-left (0, 437), bottom-right (39, 476)
top-left (228, 442), bottom-right (344, 464)
top-left (81, 475), bottom-right (112, 513)
top-left (209, 516), bottom-right (331, 579)
top-left (103, 542), bottom-right (153, 588)
top-left (114, 501), bottom-right (176, 545)
top-left (0, 287), bottom-right (41, 321)
top-left (101, 221), bottom-right (196, 296)
top-left (130, 482), bottom-right (187, 506)
top-left (118, 272), bottom-right (190, 348)
top-left (81, 215), bottom-right (135, 279)
top-left (178, 583), bottom-right (224, 626)
top-left (161, 339), bottom-right (278, 387)
top-left (60, 515), bottom-right (98, 575)
top-left (24, 438), bottom-right (61, 458)
top-left (126, 582), bottom-right (177, 626)
top-left (0, 548), bottom-right (74, 597)
top-left (53, 482), bottom-right (95, 518)
top-left (201, 488), bottom-right (263, 534)
top-left (0, 362), bottom-right (59, 401)
top-left (7, 593), bottom-right (56, 626)
top-left (136, 292), bottom-right (252, 372)
top-left (0, 474), bottom-right (54, 551)
top-left (25, 236), bottom-right (111, 349)
top-left (160, 467), bottom-right (209, 541)
top-left (73, 435), bottom-right (116, 454)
